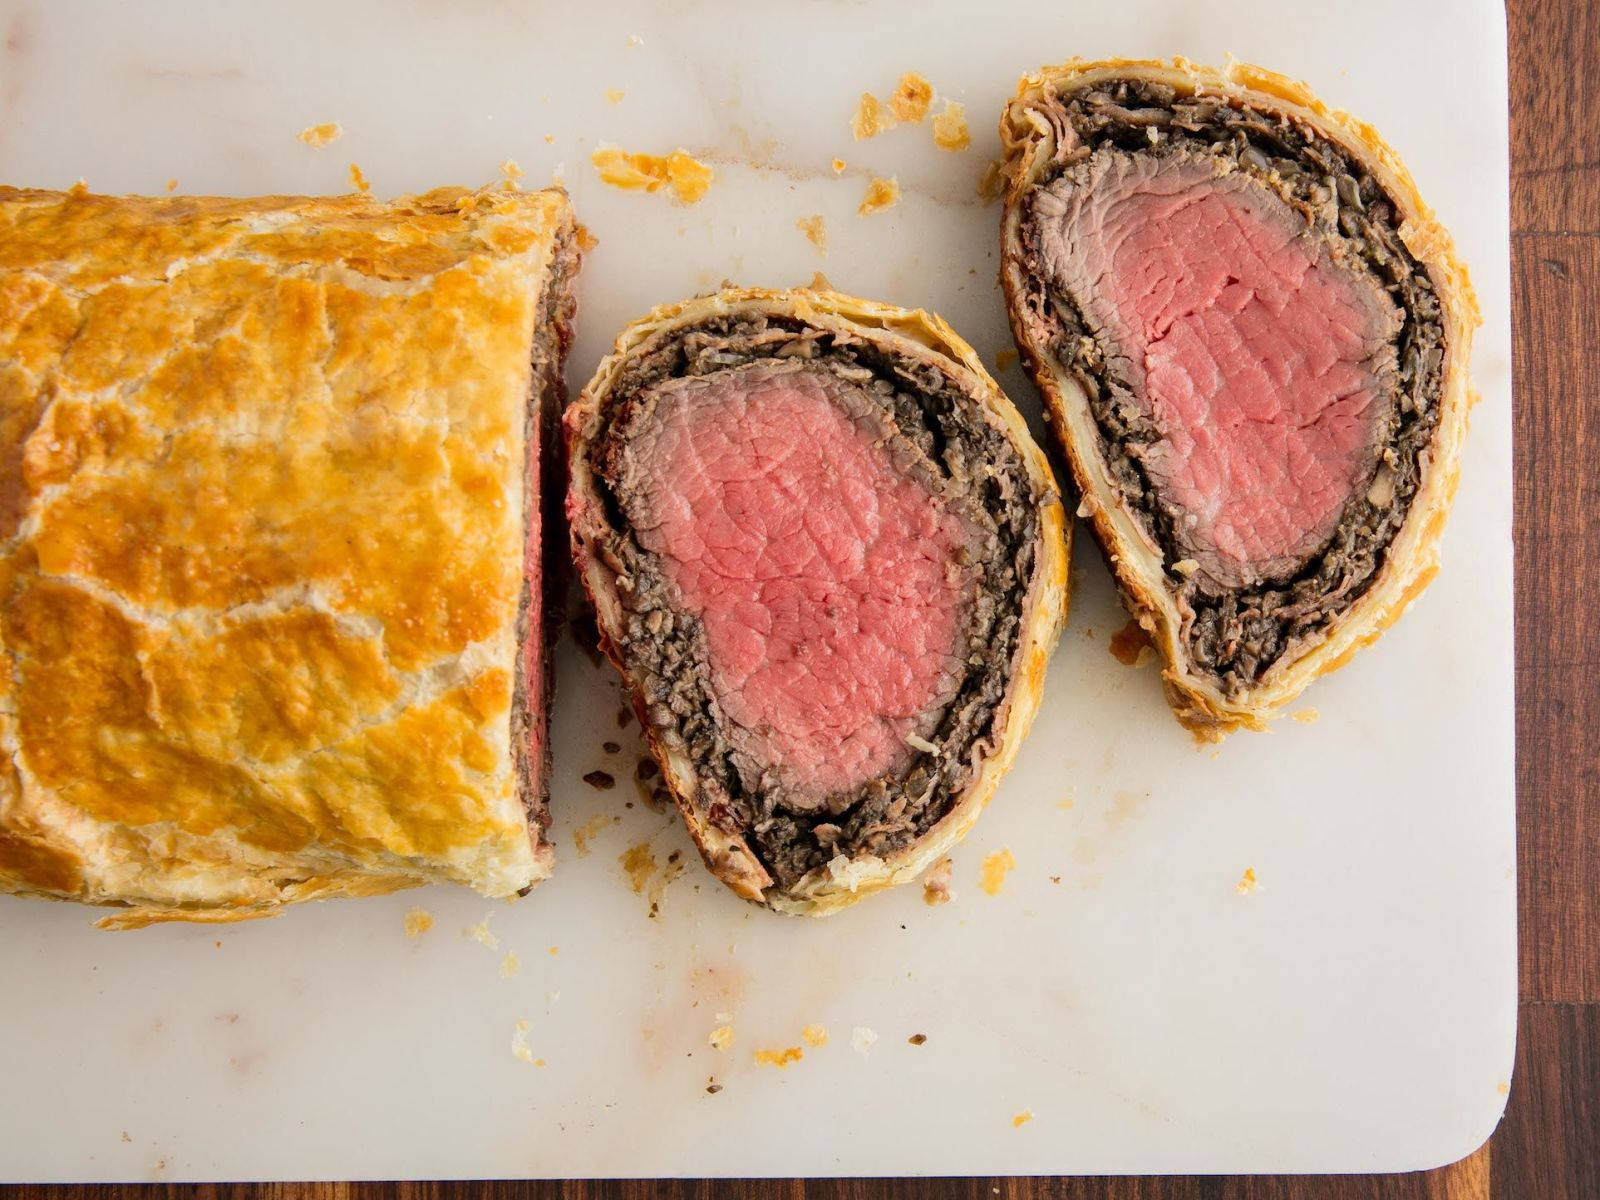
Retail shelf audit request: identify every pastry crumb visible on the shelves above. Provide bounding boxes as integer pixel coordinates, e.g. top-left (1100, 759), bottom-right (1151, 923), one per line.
top-left (795, 214), bottom-right (827, 254)
top-left (805, 270), bottom-right (833, 292)
top-left (511, 1020), bottom-right (534, 1063)
top-left (831, 158), bottom-right (847, 174)
top-left (994, 348), bottom-right (1019, 372)
top-left (348, 163), bottom-right (370, 193)
top-left (573, 813), bottom-right (616, 857)
top-left (298, 122), bottom-right (342, 148)
top-left (500, 158), bottom-right (524, 190)
top-left (626, 33), bottom-right (644, 47)
top-left (575, 222), bottom-right (598, 252)
top-left (1292, 708), bottom-right (1320, 725)
top-left (403, 907), bottom-right (434, 938)
top-left (544, 133), bottom-right (556, 144)
top-left (620, 841), bottom-right (658, 894)
top-left (164, 178), bottom-right (178, 193)
top-left (851, 93), bottom-right (895, 140)
top-left (978, 159), bottom-right (1007, 205)
top-left (931, 101), bottom-right (971, 151)
top-left (1013, 1109), bottom-right (1034, 1127)
top-left (980, 848), bottom-right (1016, 896)
top-left (465, 916), bottom-right (499, 950)
top-left (708, 1025), bottom-right (735, 1050)
top-left (605, 88), bottom-right (625, 105)
top-left (1496, 1079), bottom-right (1509, 1096)
top-left (1236, 867), bottom-right (1259, 896)
top-left (1109, 618), bottom-right (1153, 667)
top-left (858, 176), bottom-right (900, 216)
top-left (888, 72), bottom-right (933, 123)
top-left (1172, 558), bottom-right (1200, 576)
top-left (499, 951), bottom-right (521, 979)
top-left (922, 855), bottom-right (954, 906)
top-left (548, 945), bottom-right (559, 956)
top-left (591, 146), bottom-right (714, 205)
top-left (754, 1046), bottom-right (803, 1068)
top-left (851, 1026), bottom-right (878, 1055)
top-left (547, 991), bottom-right (560, 1005)
top-left (801, 1024), bottom-right (829, 1048)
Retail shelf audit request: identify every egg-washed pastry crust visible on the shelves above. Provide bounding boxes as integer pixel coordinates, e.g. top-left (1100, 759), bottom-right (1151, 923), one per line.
top-left (0, 184), bottom-right (576, 927)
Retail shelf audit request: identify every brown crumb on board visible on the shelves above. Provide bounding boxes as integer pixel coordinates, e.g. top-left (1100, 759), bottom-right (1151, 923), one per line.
top-left (583, 770), bottom-right (616, 790)
top-left (706, 1081), bottom-right (723, 1094)
top-left (403, 907), bottom-right (434, 938)
top-left (591, 147), bottom-right (713, 204)
top-left (980, 848), bottom-right (1016, 896)
top-left (858, 176), bottom-right (900, 216)
top-left (851, 93), bottom-right (895, 140)
top-left (1109, 618), bottom-right (1152, 666)
top-left (931, 101), bottom-right (971, 151)
top-left (922, 855), bottom-right (954, 906)
top-left (795, 214), bottom-right (827, 254)
top-left (908, 1033), bottom-right (927, 1046)
top-left (603, 741), bottom-right (622, 754)
top-left (298, 122), bottom-right (342, 148)
top-left (888, 72), bottom-right (933, 123)
top-left (754, 1046), bottom-right (804, 1068)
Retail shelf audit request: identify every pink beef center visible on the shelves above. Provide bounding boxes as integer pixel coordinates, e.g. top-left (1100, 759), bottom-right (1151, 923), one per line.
top-left (1045, 155), bottom-right (1399, 583)
top-left (633, 368), bottom-right (974, 800)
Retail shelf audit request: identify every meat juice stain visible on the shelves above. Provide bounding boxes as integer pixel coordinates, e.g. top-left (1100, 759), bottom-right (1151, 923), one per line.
top-left (1108, 618), bottom-right (1152, 666)
top-left (619, 841), bottom-right (657, 894)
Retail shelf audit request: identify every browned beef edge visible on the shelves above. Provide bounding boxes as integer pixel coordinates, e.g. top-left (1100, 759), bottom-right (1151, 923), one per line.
top-left (585, 314), bottom-right (1044, 891)
top-left (512, 224), bottom-right (579, 865)
top-left (1012, 79), bottom-right (1447, 696)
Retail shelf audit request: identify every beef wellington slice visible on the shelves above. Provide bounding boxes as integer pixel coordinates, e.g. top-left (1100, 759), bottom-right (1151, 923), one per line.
top-left (567, 287), bottom-right (1068, 912)
top-left (1001, 58), bottom-right (1479, 739)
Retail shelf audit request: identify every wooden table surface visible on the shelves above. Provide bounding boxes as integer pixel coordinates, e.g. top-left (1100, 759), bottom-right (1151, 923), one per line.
top-left (12, 0), bottom-right (1597, 1197)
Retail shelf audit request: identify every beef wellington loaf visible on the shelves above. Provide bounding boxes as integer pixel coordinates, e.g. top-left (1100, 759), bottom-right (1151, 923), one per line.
top-left (0, 185), bottom-right (578, 927)
top-left (1000, 59), bottom-right (1479, 739)
top-left (567, 287), bottom-right (1068, 913)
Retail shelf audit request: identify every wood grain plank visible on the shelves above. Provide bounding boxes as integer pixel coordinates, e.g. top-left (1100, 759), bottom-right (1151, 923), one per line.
top-left (1508, 0), bottom-right (1600, 233)
top-left (1512, 232), bottom-right (1600, 1003)
top-left (1491, 1003), bottom-right (1599, 1200)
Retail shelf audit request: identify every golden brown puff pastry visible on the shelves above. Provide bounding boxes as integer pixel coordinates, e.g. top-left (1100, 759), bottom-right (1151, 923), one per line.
top-left (0, 184), bottom-right (580, 927)
top-left (999, 59), bottom-right (1479, 739)
top-left (566, 287), bottom-right (1069, 914)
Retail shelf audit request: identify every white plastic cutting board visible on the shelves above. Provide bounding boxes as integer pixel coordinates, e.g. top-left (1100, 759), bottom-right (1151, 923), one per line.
top-left (0, 0), bottom-right (1514, 1181)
